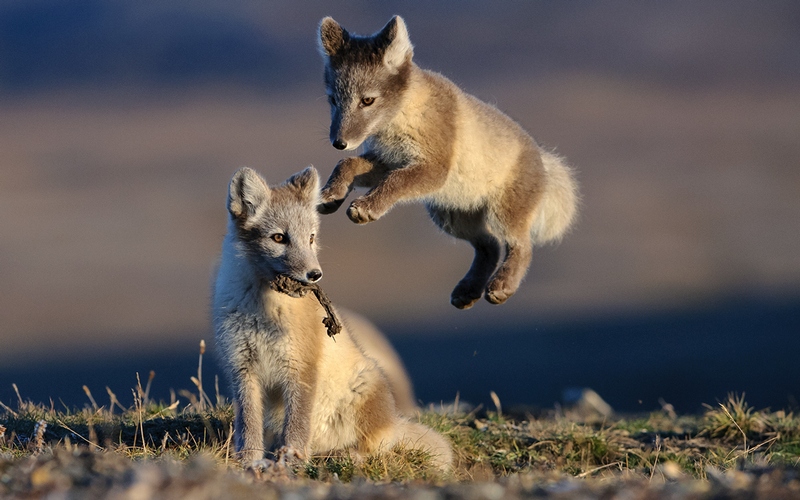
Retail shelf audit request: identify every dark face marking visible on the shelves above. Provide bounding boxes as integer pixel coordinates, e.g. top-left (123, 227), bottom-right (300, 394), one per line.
top-left (229, 168), bottom-right (322, 284)
top-left (325, 61), bottom-right (412, 149)
top-left (322, 21), bottom-right (413, 150)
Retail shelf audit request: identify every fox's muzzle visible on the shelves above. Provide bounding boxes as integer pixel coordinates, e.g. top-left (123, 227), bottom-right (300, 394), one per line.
top-left (330, 120), bottom-right (349, 150)
top-left (329, 110), bottom-right (363, 151)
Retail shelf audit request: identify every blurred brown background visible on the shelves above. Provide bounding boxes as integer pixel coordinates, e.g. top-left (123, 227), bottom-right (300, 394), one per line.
top-left (1, 1), bottom-right (798, 412)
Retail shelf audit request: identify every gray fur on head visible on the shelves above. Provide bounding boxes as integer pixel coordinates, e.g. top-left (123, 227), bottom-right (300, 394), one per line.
top-left (284, 166), bottom-right (320, 205)
top-left (318, 15), bottom-right (413, 68)
top-left (225, 167), bottom-right (322, 284)
top-left (228, 167), bottom-right (270, 219)
top-left (319, 16), bottom-right (415, 150)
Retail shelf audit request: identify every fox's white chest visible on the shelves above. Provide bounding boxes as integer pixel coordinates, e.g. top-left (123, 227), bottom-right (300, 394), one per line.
top-left (249, 327), bottom-right (290, 383)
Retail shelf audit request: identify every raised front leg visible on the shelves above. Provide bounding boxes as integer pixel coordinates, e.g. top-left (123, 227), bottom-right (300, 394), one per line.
top-left (234, 373), bottom-right (266, 464)
top-left (318, 156), bottom-right (378, 214)
top-left (348, 161), bottom-right (448, 224)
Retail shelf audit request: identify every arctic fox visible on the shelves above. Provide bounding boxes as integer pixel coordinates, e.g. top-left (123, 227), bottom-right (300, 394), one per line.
top-left (212, 166), bottom-right (451, 468)
top-left (317, 16), bottom-right (578, 309)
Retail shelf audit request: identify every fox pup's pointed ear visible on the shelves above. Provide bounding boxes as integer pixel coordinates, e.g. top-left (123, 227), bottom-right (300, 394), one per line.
top-left (228, 167), bottom-right (270, 219)
top-left (287, 166), bottom-right (320, 204)
top-left (319, 17), bottom-right (348, 57)
top-left (379, 15), bottom-right (413, 69)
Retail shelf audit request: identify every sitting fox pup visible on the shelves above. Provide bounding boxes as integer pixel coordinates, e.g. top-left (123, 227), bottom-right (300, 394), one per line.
top-left (318, 16), bottom-right (578, 309)
top-left (213, 166), bottom-right (452, 469)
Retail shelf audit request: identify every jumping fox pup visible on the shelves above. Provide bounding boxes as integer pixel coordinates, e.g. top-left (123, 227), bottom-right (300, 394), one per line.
top-left (212, 166), bottom-right (452, 468)
top-left (318, 16), bottom-right (579, 309)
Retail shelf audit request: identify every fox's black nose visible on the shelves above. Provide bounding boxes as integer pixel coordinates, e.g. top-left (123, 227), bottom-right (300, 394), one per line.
top-left (306, 269), bottom-right (323, 283)
top-left (332, 139), bottom-right (347, 150)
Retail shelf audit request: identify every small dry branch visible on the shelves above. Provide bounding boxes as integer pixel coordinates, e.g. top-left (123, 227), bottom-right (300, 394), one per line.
top-left (269, 274), bottom-right (342, 338)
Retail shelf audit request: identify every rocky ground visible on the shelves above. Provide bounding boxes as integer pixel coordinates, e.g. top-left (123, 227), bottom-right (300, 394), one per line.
top-left (2, 393), bottom-right (799, 499)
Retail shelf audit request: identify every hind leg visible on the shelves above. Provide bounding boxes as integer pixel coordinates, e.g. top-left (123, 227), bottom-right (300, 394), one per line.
top-left (485, 238), bottom-right (533, 305)
top-left (484, 147), bottom-right (545, 305)
top-left (427, 205), bottom-right (502, 309)
top-left (452, 234), bottom-right (502, 309)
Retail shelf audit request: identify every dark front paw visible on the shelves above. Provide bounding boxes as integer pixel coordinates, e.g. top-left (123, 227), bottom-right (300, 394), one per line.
top-left (319, 185), bottom-right (349, 214)
top-left (317, 198), bottom-right (344, 214)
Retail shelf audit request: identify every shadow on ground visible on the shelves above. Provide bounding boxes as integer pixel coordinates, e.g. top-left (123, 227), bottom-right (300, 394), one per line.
top-left (1, 292), bottom-right (798, 414)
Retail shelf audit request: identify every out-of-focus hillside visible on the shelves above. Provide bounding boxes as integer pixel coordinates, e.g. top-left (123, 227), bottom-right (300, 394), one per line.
top-left (1, 1), bottom-right (799, 410)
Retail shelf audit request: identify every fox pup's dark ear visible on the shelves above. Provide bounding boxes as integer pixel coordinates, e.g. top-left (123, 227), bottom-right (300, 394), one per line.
top-left (228, 167), bottom-right (270, 219)
top-left (378, 15), bottom-right (413, 69)
top-left (319, 17), bottom-right (348, 57)
top-left (286, 166), bottom-right (320, 204)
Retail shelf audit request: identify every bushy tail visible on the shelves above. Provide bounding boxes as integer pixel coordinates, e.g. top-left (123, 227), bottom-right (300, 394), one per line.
top-left (530, 151), bottom-right (579, 245)
top-left (395, 420), bottom-right (453, 471)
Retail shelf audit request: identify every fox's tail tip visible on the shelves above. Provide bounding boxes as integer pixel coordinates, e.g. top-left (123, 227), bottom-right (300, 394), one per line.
top-left (531, 151), bottom-right (579, 245)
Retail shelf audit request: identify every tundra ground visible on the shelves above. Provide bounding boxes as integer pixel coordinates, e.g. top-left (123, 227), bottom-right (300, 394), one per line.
top-left (2, 376), bottom-right (799, 499)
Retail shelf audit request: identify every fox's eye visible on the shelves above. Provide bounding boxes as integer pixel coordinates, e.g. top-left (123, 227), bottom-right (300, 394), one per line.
top-left (361, 97), bottom-right (375, 107)
top-left (327, 95), bottom-right (336, 106)
top-left (270, 233), bottom-right (286, 244)
top-left (310, 234), bottom-right (315, 245)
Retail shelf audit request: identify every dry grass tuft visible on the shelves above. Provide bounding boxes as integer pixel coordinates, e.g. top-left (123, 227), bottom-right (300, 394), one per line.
top-left (702, 393), bottom-right (767, 443)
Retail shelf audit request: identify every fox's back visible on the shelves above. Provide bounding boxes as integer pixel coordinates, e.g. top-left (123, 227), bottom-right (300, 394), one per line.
top-left (384, 67), bottom-right (538, 209)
